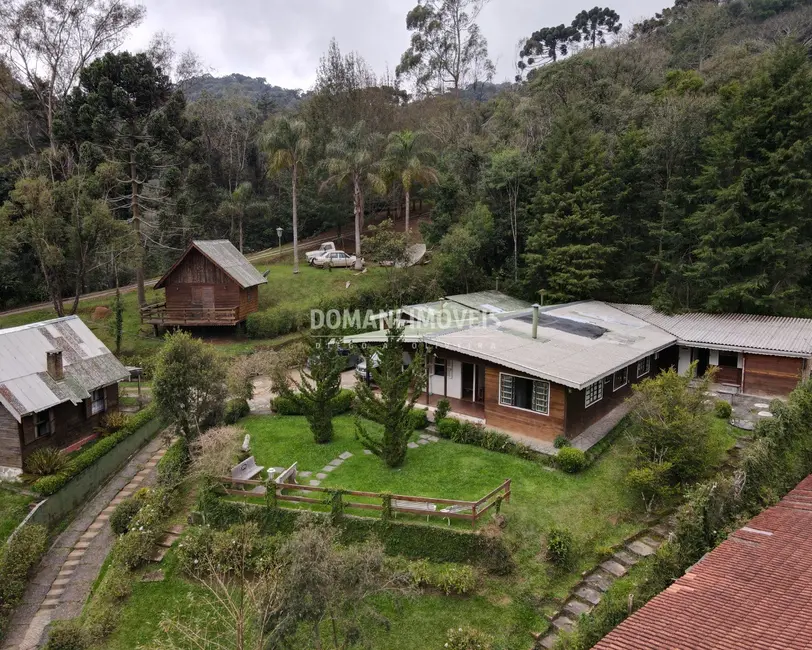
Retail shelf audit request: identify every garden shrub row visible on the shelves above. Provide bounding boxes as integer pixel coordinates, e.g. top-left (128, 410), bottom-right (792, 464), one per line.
top-left (156, 438), bottom-right (190, 487)
top-left (558, 381), bottom-right (812, 649)
top-left (32, 405), bottom-right (159, 496)
top-left (271, 388), bottom-right (354, 416)
top-left (435, 417), bottom-right (542, 462)
top-left (198, 495), bottom-right (514, 575)
top-left (0, 524), bottom-right (48, 638)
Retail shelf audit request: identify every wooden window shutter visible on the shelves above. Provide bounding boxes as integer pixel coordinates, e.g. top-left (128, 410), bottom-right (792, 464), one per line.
top-left (22, 416), bottom-right (36, 445)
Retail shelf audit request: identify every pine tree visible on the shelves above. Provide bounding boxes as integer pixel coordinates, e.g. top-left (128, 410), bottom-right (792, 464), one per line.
top-left (687, 44), bottom-right (812, 314)
top-left (524, 116), bottom-right (617, 302)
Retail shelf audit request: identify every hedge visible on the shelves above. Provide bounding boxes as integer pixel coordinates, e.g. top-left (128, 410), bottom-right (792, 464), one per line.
top-left (435, 417), bottom-right (543, 462)
top-left (271, 388), bottom-right (354, 416)
top-left (197, 493), bottom-right (513, 575)
top-left (156, 437), bottom-right (190, 487)
top-left (32, 405), bottom-right (159, 496)
top-left (223, 398), bottom-right (251, 424)
top-left (0, 524), bottom-right (48, 637)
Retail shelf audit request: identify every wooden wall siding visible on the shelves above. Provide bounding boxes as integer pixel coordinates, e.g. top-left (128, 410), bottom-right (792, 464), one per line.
top-left (714, 366), bottom-right (742, 386)
top-left (20, 383), bottom-right (120, 464)
top-left (483, 366), bottom-right (566, 442)
top-left (166, 283), bottom-right (241, 309)
top-left (743, 354), bottom-right (804, 396)
top-left (165, 249), bottom-right (232, 286)
top-left (0, 406), bottom-right (22, 468)
top-left (565, 360), bottom-right (646, 438)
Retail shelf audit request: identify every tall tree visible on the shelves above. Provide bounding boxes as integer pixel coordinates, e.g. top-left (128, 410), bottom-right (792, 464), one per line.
top-left (322, 121), bottom-right (386, 270)
top-left (261, 116), bottom-right (310, 273)
top-left (516, 24), bottom-right (580, 80)
top-left (0, 0), bottom-right (144, 149)
top-left (384, 130), bottom-right (438, 233)
top-left (572, 7), bottom-right (622, 49)
top-left (687, 44), bottom-right (812, 314)
top-left (60, 51), bottom-right (188, 306)
top-left (397, 0), bottom-right (495, 95)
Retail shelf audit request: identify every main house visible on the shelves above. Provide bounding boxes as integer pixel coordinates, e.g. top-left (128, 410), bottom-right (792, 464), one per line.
top-left (346, 298), bottom-right (812, 446)
top-left (0, 316), bottom-right (129, 479)
top-left (141, 240), bottom-right (268, 330)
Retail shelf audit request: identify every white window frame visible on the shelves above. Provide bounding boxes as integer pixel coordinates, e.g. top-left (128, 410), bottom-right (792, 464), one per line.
top-left (498, 372), bottom-right (550, 416)
top-left (91, 387), bottom-right (106, 415)
top-left (636, 357), bottom-right (651, 378)
top-left (613, 367), bottom-right (628, 392)
top-left (585, 380), bottom-right (603, 408)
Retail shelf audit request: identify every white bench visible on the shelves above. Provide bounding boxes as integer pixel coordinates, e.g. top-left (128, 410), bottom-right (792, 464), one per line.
top-left (231, 456), bottom-right (264, 482)
top-left (440, 504), bottom-right (472, 525)
top-left (393, 498), bottom-right (437, 522)
top-left (275, 462), bottom-right (298, 485)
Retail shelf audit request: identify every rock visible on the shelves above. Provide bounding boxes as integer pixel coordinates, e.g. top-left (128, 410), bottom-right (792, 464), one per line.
top-left (91, 305), bottom-right (111, 321)
top-left (407, 442), bottom-right (419, 449)
top-left (730, 419), bottom-right (756, 431)
top-left (417, 438), bottom-right (429, 445)
top-left (757, 411), bottom-right (773, 417)
top-left (754, 402), bottom-right (769, 409)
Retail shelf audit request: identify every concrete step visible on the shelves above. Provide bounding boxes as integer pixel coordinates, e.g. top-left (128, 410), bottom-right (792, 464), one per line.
top-left (149, 546), bottom-right (169, 563)
top-left (600, 560), bottom-right (627, 578)
top-left (540, 633), bottom-right (559, 648)
top-left (563, 599), bottom-right (592, 617)
top-left (551, 616), bottom-right (575, 633)
top-left (575, 585), bottom-right (603, 605)
top-left (584, 571), bottom-right (614, 592)
top-left (157, 532), bottom-right (180, 548)
top-left (614, 549), bottom-right (640, 567)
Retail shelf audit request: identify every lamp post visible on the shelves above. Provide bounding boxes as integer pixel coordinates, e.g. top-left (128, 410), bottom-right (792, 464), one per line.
top-left (276, 227), bottom-right (282, 258)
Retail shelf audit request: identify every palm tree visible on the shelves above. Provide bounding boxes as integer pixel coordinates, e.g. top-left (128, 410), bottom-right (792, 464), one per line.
top-left (322, 122), bottom-right (386, 270)
top-left (384, 130), bottom-right (438, 233)
top-left (261, 117), bottom-right (310, 274)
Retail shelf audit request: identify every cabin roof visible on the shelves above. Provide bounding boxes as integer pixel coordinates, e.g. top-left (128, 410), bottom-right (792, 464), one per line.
top-left (0, 316), bottom-right (128, 422)
top-left (154, 240), bottom-right (268, 289)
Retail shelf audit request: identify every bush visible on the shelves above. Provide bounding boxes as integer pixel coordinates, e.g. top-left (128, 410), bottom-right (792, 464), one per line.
top-left (445, 627), bottom-right (494, 650)
top-left (714, 400), bottom-right (732, 419)
top-left (434, 398), bottom-right (451, 421)
top-left (554, 435), bottom-right (571, 449)
top-left (223, 398), bottom-right (251, 424)
top-left (24, 447), bottom-right (68, 476)
top-left (156, 438), bottom-right (190, 487)
top-left (112, 529), bottom-right (157, 571)
top-left (435, 417), bottom-right (461, 439)
top-left (546, 525), bottom-right (575, 567)
top-left (407, 408), bottom-right (429, 430)
top-left (434, 417), bottom-right (541, 462)
top-left (406, 560), bottom-right (476, 595)
top-left (43, 620), bottom-right (88, 650)
top-left (557, 447), bottom-right (588, 473)
top-left (32, 405), bottom-right (159, 495)
top-left (109, 491), bottom-right (147, 535)
top-left (0, 524), bottom-right (48, 636)
top-left (271, 389), bottom-right (354, 416)
top-left (101, 411), bottom-right (130, 435)
top-left (626, 461), bottom-right (675, 513)
top-left (245, 307), bottom-right (306, 339)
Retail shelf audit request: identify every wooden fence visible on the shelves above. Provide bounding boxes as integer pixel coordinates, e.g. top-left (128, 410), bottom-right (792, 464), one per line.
top-left (140, 302), bottom-right (240, 326)
top-left (220, 477), bottom-right (512, 529)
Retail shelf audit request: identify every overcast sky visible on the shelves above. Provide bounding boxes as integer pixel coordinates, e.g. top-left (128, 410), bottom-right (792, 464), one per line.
top-left (125, 0), bottom-right (669, 90)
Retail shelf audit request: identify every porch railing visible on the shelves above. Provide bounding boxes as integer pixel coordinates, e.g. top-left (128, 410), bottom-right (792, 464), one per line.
top-left (140, 301), bottom-right (240, 325)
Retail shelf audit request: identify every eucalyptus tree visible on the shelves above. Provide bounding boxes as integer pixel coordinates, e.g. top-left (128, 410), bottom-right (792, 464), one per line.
top-left (0, 0), bottom-right (145, 149)
top-left (397, 0), bottom-right (495, 95)
top-left (383, 130), bottom-right (438, 233)
top-left (322, 122), bottom-right (386, 270)
top-left (261, 116), bottom-right (310, 273)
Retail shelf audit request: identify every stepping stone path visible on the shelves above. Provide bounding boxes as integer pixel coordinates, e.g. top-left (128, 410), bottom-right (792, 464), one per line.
top-left (757, 411), bottom-right (773, 417)
top-left (537, 522), bottom-right (672, 650)
top-left (407, 442), bottom-right (419, 449)
top-left (363, 449), bottom-right (373, 455)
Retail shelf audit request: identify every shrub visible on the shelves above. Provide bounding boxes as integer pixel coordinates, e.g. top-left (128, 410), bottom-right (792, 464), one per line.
top-left (32, 405), bottom-right (159, 495)
top-left (546, 525), bottom-right (575, 567)
top-left (554, 435), bottom-right (571, 449)
top-left (0, 524), bottom-right (48, 636)
top-left (557, 447), bottom-right (588, 473)
top-left (626, 461), bottom-right (675, 513)
top-left (436, 417), bottom-right (461, 439)
top-left (101, 411), bottom-right (130, 435)
top-left (112, 529), bottom-right (157, 571)
top-left (407, 408), bottom-right (429, 430)
top-left (445, 627), bottom-right (494, 650)
top-left (434, 417), bottom-right (542, 462)
top-left (271, 388), bottom-right (354, 416)
top-left (406, 560), bottom-right (476, 595)
top-left (223, 398), bottom-right (251, 424)
top-left (156, 438), bottom-right (190, 487)
top-left (109, 491), bottom-right (147, 535)
top-left (714, 400), bottom-right (732, 419)
top-left (434, 398), bottom-right (451, 421)
top-left (43, 620), bottom-right (88, 650)
top-left (24, 447), bottom-right (68, 476)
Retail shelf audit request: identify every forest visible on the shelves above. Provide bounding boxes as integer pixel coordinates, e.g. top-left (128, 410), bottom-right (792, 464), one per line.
top-left (1, 0), bottom-right (812, 316)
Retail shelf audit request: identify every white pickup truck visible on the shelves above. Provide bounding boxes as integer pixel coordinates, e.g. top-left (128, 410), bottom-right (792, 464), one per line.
top-left (306, 242), bottom-right (336, 265)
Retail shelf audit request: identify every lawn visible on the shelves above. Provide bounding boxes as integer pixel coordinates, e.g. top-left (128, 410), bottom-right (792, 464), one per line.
top-left (0, 488), bottom-right (34, 543)
top-left (0, 262), bottom-right (400, 360)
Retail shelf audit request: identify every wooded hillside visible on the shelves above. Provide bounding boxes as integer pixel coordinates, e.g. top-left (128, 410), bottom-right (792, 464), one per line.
top-left (1, 0), bottom-right (811, 316)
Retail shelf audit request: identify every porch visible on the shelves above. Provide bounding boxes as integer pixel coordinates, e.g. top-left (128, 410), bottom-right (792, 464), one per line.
top-left (425, 394), bottom-right (485, 420)
top-left (139, 301), bottom-right (242, 326)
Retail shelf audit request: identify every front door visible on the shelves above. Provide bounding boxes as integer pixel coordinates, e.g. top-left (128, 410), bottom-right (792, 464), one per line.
top-left (462, 362), bottom-right (474, 401)
top-left (692, 348), bottom-right (710, 376)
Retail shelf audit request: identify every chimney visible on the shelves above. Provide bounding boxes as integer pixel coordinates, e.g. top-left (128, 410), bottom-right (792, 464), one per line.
top-left (532, 304), bottom-right (540, 339)
top-left (47, 350), bottom-right (64, 381)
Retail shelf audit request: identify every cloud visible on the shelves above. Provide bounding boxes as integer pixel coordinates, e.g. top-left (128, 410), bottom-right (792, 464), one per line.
top-left (124, 0), bottom-right (669, 90)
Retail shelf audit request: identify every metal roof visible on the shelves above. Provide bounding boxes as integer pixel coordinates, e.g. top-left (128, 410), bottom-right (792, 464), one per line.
top-left (345, 302), bottom-right (676, 390)
top-left (612, 304), bottom-right (812, 357)
top-left (445, 290), bottom-right (532, 314)
top-left (0, 316), bottom-right (129, 422)
top-left (155, 240), bottom-right (268, 289)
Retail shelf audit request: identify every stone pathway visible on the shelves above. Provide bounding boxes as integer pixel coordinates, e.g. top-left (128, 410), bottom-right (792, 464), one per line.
top-left (2, 435), bottom-right (169, 650)
top-left (537, 521), bottom-right (673, 649)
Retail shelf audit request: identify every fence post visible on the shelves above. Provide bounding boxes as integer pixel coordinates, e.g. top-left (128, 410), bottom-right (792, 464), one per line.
top-left (505, 479), bottom-right (512, 503)
top-left (471, 502), bottom-right (477, 530)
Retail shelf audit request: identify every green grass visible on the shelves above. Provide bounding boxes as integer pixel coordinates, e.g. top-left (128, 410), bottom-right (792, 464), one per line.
top-left (0, 488), bottom-right (34, 543)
